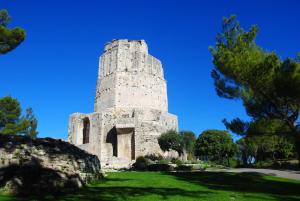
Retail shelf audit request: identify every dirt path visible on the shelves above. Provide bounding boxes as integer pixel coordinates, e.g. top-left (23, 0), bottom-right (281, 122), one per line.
top-left (207, 168), bottom-right (300, 181)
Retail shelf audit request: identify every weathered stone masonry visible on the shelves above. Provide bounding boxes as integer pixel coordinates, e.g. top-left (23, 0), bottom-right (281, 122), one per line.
top-left (68, 39), bottom-right (178, 168)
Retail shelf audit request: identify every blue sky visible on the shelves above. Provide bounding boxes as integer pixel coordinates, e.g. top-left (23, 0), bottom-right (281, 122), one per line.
top-left (1, 0), bottom-right (299, 139)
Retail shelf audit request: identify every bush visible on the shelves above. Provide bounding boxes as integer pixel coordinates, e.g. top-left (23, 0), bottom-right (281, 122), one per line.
top-left (144, 154), bottom-right (163, 162)
top-left (191, 164), bottom-right (206, 170)
top-left (171, 158), bottom-right (183, 165)
top-left (175, 165), bottom-right (192, 171)
top-left (158, 158), bottom-right (170, 164)
top-left (132, 156), bottom-right (149, 170)
top-left (147, 164), bottom-right (174, 172)
top-left (272, 160), bottom-right (299, 170)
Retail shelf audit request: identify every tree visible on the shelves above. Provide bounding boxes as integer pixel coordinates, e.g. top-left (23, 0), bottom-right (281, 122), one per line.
top-left (0, 9), bottom-right (25, 54)
top-left (195, 130), bottom-right (235, 166)
top-left (210, 15), bottom-right (300, 164)
top-left (236, 135), bottom-right (295, 166)
top-left (0, 96), bottom-right (38, 137)
top-left (180, 131), bottom-right (196, 159)
top-left (23, 108), bottom-right (38, 138)
top-left (158, 130), bottom-right (184, 155)
top-left (275, 136), bottom-right (295, 159)
top-left (0, 96), bottom-right (23, 134)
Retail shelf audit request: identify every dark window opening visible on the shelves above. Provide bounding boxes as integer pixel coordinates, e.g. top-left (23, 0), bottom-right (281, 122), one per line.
top-left (106, 127), bottom-right (117, 157)
top-left (83, 117), bottom-right (90, 144)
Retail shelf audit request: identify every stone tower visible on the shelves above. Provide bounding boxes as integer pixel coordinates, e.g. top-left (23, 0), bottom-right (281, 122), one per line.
top-left (68, 39), bottom-right (178, 168)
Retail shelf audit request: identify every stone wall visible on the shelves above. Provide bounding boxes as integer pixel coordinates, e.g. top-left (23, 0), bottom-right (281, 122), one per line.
top-left (0, 135), bottom-right (102, 195)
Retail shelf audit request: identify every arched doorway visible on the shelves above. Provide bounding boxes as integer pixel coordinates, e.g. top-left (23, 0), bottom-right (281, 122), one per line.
top-left (83, 117), bottom-right (90, 144)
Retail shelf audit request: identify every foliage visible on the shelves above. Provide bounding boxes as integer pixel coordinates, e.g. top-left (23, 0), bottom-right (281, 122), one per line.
top-left (132, 156), bottom-right (174, 171)
top-left (175, 164), bottom-right (193, 171)
top-left (180, 131), bottom-right (196, 158)
top-left (210, 15), bottom-right (300, 163)
top-left (0, 9), bottom-right (25, 54)
top-left (275, 136), bottom-right (296, 159)
top-left (0, 96), bottom-right (38, 137)
top-left (23, 108), bottom-right (38, 138)
top-left (144, 153), bottom-right (163, 162)
top-left (0, 96), bottom-right (24, 135)
top-left (171, 158), bottom-right (183, 165)
top-left (158, 130), bottom-right (184, 155)
top-left (236, 135), bottom-right (296, 166)
top-left (223, 118), bottom-right (249, 136)
top-left (157, 158), bottom-right (170, 165)
top-left (147, 164), bottom-right (174, 172)
top-left (0, 9), bottom-right (11, 26)
top-left (132, 156), bottom-right (150, 170)
top-left (195, 129), bottom-right (236, 166)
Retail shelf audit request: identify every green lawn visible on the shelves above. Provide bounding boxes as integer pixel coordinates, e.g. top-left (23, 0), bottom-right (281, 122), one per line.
top-left (1, 171), bottom-right (300, 201)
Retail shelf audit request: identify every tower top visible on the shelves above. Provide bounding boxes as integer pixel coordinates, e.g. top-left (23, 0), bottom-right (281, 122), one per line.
top-left (94, 39), bottom-right (168, 112)
top-left (98, 39), bottom-right (163, 80)
top-left (103, 39), bottom-right (148, 54)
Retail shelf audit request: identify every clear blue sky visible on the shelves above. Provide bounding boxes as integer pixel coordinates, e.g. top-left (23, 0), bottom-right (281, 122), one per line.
top-left (1, 0), bottom-right (299, 139)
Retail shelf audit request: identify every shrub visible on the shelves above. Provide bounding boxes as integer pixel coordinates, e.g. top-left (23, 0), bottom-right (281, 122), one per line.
top-left (132, 156), bottom-right (149, 170)
top-left (147, 164), bottom-right (174, 172)
top-left (171, 158), bottom-right (183, 165)
top-left (175, 165), bottom-right (193, 171)
top-left (144, 154), bottom-right (163, 162)
top-left (158, 158), bottom-right (170, 164)
top-left (191, 164), bottom-right (205, 170)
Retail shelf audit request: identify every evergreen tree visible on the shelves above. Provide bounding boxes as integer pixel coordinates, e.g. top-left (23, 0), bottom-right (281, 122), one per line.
top-left (0, 96), bottom-right (38, 137)
top-left (210, 15), bottom-right (300, 164)
top-left (0, 9), bottom-right (25, 54)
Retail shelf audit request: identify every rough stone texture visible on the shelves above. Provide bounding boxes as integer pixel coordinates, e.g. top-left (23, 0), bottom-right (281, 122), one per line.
top-left (0, 135), bottom-right (102, 195)
top-left (68, 39), bottom-right (178, 169)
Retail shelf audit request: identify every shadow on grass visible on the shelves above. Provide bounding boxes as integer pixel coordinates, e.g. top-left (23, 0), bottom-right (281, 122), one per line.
top-left (165, 171), bottom-right (300, 201)
top-left (54, 186), bottom-right (210, 201)
top-left (2, 176), bottom-right (211, 201)
top-left (6, 186), bottom-right (211, 201)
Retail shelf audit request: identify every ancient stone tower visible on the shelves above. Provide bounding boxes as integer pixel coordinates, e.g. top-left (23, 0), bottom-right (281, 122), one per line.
top-left (68, 39), bottom-right (178, 168)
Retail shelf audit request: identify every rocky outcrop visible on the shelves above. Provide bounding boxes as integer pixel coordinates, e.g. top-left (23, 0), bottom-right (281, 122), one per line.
top-left (0, 135), bottom-right (102, 195)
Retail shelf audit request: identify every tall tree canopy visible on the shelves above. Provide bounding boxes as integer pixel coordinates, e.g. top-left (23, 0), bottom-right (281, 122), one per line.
top-left (0, 9), bottom-right (25, 54)
top-left (0, 96), bottom-right (38, 138)
top-left (210, 15), bottom-right (300, 163)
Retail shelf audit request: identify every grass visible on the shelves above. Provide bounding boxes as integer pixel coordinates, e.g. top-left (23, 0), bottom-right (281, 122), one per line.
top-left (1, 171), bottom-right (300, 201)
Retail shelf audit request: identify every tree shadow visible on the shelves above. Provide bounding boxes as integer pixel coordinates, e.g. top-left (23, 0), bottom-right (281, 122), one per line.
top-left (164, 171), bottom-right (300, 201)
top-left (4, 173), bottom-right (216, 201)
top-left (51, 186), bottom-right (211, 201)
